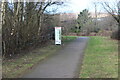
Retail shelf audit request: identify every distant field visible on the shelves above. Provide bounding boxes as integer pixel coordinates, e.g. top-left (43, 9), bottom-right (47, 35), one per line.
top-left (80, 36), bottom-right (118, 78)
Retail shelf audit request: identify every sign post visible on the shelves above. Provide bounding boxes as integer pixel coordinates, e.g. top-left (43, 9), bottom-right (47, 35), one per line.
top-left (55, 27), bottom-right (61, 45)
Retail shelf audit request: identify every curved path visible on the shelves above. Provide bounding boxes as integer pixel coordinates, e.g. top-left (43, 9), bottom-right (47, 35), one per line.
top-left (23, 37), bottom-right (89, 78)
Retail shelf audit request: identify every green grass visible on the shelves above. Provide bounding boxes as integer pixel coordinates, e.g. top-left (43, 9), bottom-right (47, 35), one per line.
top-left (62, 36), bottom-right (78, 43)
top-left (3, 36), bottom-right (77, 78)
top-left (80, 36), bottom-right (118, 78)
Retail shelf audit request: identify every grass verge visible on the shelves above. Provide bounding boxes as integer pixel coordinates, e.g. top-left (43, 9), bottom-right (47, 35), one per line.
top-left (62, 36), bottom-right (78, 43)
top-left (80, 36), bottom-right (118, 78)
top-left (3, 36), bottom-right (77, 78)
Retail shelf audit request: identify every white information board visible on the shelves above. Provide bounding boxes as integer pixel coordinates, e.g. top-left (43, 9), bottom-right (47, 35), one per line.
top-left (55, 27), bottom-right (61, 45)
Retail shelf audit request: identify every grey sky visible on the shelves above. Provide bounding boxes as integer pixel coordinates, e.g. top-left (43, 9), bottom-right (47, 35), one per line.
top-left (6, 0), bottom-right (119, 13)
top-left (57, 0), bottom-right (119, 13)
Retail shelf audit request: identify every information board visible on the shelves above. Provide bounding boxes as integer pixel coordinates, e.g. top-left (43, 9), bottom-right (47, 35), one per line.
top-left (55, 27), bottom-right (61, 45)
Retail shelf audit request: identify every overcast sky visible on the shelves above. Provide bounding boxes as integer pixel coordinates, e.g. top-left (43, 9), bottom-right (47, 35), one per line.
top-left (57, 0), bottom-right (119, 13)
top-left (68, 0), bottom-right (94, 12)
top-left (7, 0), bottom-right (119, 13)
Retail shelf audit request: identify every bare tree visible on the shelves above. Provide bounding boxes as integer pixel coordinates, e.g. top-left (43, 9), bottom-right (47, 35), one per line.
top-left (2, 0), bottom-right (65, 57)
top-left (101, 0), bottom-right (119, 23)
top-left (100, 0), bottom-right (120, 39)
top-left (93, 2), bottom-right (98, 26)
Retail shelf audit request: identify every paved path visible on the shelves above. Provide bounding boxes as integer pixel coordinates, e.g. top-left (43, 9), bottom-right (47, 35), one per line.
top-left (23, 37), bottom-right (89, 78)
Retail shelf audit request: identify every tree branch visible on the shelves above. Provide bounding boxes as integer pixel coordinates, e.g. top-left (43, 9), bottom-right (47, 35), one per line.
top-left (101, 2), bottom-right (119, 23)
